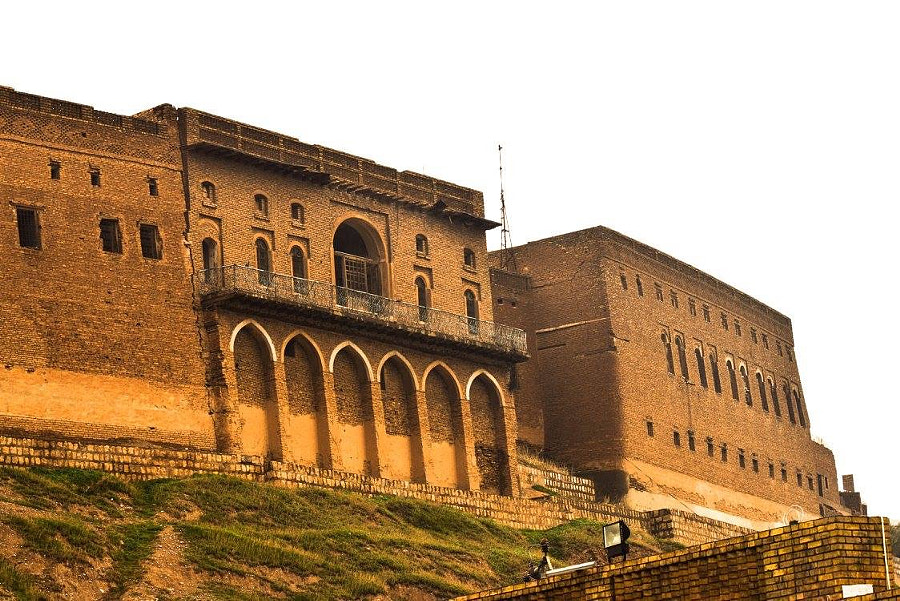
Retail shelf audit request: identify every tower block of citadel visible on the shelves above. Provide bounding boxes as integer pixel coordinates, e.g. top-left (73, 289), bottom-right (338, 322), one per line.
top-left (490, 227), bottom-right (843, 528)
top-left (0, 86), bottom-right (526, 497)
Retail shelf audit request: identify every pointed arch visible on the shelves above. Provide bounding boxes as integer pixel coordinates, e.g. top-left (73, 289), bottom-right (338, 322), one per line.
top-left (329, 341), bottom-right (373, 380)
top-left (280, 329), bottom-right (326, 371)
top-left (229, 319), bottom-right (277, 361)
top-left (465, 369), bottom-right (507, 407)
top-left (376, 351), bottom-right (420, 391)
top-left (422, 360), bottom-right (464, 399)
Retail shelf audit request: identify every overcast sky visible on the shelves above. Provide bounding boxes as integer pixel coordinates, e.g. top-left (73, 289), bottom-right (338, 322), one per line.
top-left (3, 2), bottom-right (897, 518)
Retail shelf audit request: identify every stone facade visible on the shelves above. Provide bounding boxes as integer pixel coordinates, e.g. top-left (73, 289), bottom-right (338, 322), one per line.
top-left (490, 226), bottom-right (844, 527)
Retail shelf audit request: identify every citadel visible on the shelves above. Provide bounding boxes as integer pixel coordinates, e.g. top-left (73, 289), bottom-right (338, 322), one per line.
top-left (0, 85), bottom-right (867, 540)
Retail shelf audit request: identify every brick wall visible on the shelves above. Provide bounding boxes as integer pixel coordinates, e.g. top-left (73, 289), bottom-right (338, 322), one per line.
top-left (455, 516), bottom-right (897, 600)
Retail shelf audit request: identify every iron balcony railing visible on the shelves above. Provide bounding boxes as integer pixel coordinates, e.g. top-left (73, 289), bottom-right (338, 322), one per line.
top-left (196, 265), bottom-right (527, 355)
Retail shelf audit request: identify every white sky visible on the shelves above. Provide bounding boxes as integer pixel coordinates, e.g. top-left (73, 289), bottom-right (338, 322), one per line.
top-left (3, 2), bottom-right (897, 518)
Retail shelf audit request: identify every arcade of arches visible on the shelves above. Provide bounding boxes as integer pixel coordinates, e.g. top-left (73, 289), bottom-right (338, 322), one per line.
top-left (226, 320), bottom-right (515, 495)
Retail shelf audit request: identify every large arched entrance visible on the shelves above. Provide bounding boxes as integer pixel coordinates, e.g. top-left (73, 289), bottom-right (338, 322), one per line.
top-left (424, 365), bottom-right (466, 489)
top-left (233, 324), bottom-right (281, 459)
top-left (469, 373), bottom-right (511, 495)
top-left (283, 333), bottom-right (327, 467)
top-left (332, 345), bottom-right (378, 475)
top-left (379, 355), bottom-right (423, 482)
top-left (333, 219), bottom-right (387, 303)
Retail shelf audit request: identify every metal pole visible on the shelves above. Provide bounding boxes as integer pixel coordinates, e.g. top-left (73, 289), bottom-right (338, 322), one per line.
top-left (882, 516), bottom-right (892, 590)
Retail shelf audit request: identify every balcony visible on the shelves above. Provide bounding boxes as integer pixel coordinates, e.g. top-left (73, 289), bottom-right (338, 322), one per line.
top-left (196, 265), bottom-right (528, 359)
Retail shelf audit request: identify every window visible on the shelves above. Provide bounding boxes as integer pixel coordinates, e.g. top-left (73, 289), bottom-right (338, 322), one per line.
top-left (720, 444), bottom-right (728, 463)
top-left (707, 437), bottom-right (714, 457)
top-left (738, 449), bottom-right (746, 469)
top-left (254, 194), bottom-right (269, 217)
top-left (655, 283), bottom-right (663, 301)
top-left (784, 382), bottom-right (796, 424)
top-left (756, 372), bottom-right (769, 412)
top-left (201, 238), bottom-right (219, 283)
top-left (646, 420), bottom-right (654, 437)
top-left (90, 168), bottom-right (101, 187)
top-left (797, 472), bottom-right (803, 487)
top-left (727, 360), bottom-right (739, 400)
top-left (709, 351), bottom-right (722, 393)
top-left (290, 247), bottom-right (307, 292)
top-left (768, 462), bottom-right (775, 479)
top-left (673, 430), bottom-right (681, 447)
top-left (793, 389), bottom-right (806, 427)
top-left (817, 474), bottom-right (824, 497)
top-left (201, 181), bottom-right (216, 203)
top-left (675, 335), bottom-right (689, 381)
top-left (688, 298), bottom-right (696, 316)
top-left (695, 347), bottom-right (708, 388)
top-left (750, 328), bottom-right (758, 344)
top-left (776, 341), bottom-right (783, 356)
top-left (463, 248), bottom-right (476, 269)
top-left (49, 161), bottom-right (60, 180)
top-left (734, 320), bottom-right (741, 336)
top-left (721, 313), bottom-right (729, 330)
top-left (465, 289), bottom-right (479, 333)
top-left (670, 291), bottom-right (679, 309)
top-left (702, 305), bottom-right (710, 322)
top-left (781, 464), bottom-right (788, 481)
top-left (752, 457), bottom-right (759, 473)
top-left (16, 207), bottom-right (41, 249)
top-left (620, 273), bottom-right (628, 290)
top-left (787, 348), bottom-right (794, 362)
top-left (807, 476), bottom-right (814, 491)
top-left (415, 276), bottom-right (431, 321)
top-left (740, 364), bottom-right (752, 406)
top-left (99, 218), bottom-right (122, 253)
top-left (291, 203), bottom-right (305, 224)
top-left (415, 234), bottom-right (428, 256)
top-left (255, 238), bottom-right (271, 284)
top-left (769, 378), bottom-right (782, 417)
top-left (687, 431), bottom-right (695, 452)
top-left (148, 178), bottom-right (158, 197)
top-left (662, 333), bottom-right (675, 375)
top-left (139, 224), bottom-right (162, 259)
top-left (762, 333), bottom-right (769, 349)
top-left (636, 276), bottom-right (644, 297)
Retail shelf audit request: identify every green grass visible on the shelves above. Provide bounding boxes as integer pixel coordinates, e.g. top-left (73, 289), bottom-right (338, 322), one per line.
top-left (0, 556), bottom-right (46, 600)
top-left (0, 467), bottom-right (667, 599)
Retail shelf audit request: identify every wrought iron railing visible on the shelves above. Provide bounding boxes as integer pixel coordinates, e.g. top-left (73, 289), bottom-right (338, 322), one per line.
top-left (196, 265), bottom-right (527, 355)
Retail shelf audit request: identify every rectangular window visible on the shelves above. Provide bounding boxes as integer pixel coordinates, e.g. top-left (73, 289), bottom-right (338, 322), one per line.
top-left (703, 305), bottom-right (710, 322)
top-left (646, 420), bottom-right (654, 437)
top-left (673, 430), bottom-right (681, 447)
top-left (797, 472), bottom-right (803, 487)
top-left (90, 168), bottom-right (101, 187)
top-left (16, 207), bottom-right (41, 249)
top-left (762, 334), bottom-right (769, 349)
top-left (99, 218), bottom-right (122, 253)
top-left (807, 476), bottom-right (814, 491)
top-left (670, 291), bottom-right (679, 309)
top-left (777, 341), bottom-right (783, 356)
top-left (655, 284), bottom-right (663, 302)
top-left (620, 273), bottom-right (628, 290)
top-left (734, 320), bottom-right (742, 336)
top-left (139, 224), bottom-right (162, 259)
top-left (781, 464), bottom-right (788, 481)
top-left (751, 328), bottom-right (758, 344)
top-left (752, 457), bottom-right (759, 473)
top-left (148, 178), bottom-right (158, 196)
top-left (768, 463), bottom-right (775, 478)
top-left (636, 276), bottom-right (644, 297)
top-left (49, 161), bottom-right (61, 180)
top-left (720, 444), bottom-right (728, 462)
top-left (721, 313), bottom-right (729, 330)
top-left (687, 431), bottom-right (695, 452)
top-left (787, 348), bottom-right (794, 362)
top-left (707, 438), bottom-right (714, 457)
top-left (689, 298), bottom-right (696, 317)
top-left (738, 449), bottom-right (745, 468)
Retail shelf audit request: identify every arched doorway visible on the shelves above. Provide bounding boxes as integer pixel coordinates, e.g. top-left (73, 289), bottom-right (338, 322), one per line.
top-left (332, 345), bottom-right (378, 475)
top-left (333, 219), bottom-right (386, 304)
top-left (379, 355), bottom-right (423, 482)
top-left (283, 333), bottom-right (326, 467)
top-left (424, 365), bottom-right (466, 489)
top-left (233, 325), bottom-right (281, 459)
top-left (469, 374), bottom-right (511, 495)
top-left (201, 237), bottom-right (219, 284)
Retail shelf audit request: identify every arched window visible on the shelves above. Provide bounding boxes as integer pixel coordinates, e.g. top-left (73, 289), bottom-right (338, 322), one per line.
top-left (727, 360), bottom-right (738, 400)
top-left (463, 248), bottom-right (476, 269)
top-left (465, 289), bottom-right (479, 334)
top-left (333, 219), bottom-right (385, 299)
top-left (415, 276), bottom-right (430, 321)
top-left (768, 378), bottom-right (782, 417)
top-left (694, 347), bottom-right (708, 388)
top-left (290, 202), bottom-right (305, 223)
top-left (709, 352), bottom-right (722, 393)
top-left (254, 194), bottom-right (269, 217)
top-left (415, 234), bottom-right (428, 256)
top-left (661, 333), bottom-right (674, 375)
top-left (201, 237), bottom-right (219, 284)
top-left (290, 246), bottom-right (307, 293)
top-left (675, 335), bottom-right (689, 381)
top-left (255, 238), bottom-right (271, 285)
top-left (784, 383), bottom-right (796, 424)
top-left (201, 181), bottom-right (216, 202)
top-left (792, 390), bottom-right (806, 427)
top-left (740, 364), bottom-right (752, 406)
top-left (756, 372), bottom-right (769, 412)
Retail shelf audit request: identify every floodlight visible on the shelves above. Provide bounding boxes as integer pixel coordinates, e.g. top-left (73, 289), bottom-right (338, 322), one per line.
top-left (602, 520), bottom-right (631, 562)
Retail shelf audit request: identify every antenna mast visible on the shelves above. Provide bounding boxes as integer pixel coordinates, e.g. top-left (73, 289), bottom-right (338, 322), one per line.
top-left (498, 145), bottom-right (516, 272)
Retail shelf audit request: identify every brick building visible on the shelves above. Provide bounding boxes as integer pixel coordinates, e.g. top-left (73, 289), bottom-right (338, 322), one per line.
top-left (0, 86), bottom-right (527, 496)
top-left (490, 226), bottom-right (844, 527)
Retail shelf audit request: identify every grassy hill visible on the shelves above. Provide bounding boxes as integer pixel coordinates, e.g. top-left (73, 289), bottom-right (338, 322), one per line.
top-left (0, 467), bottom-right (678, 600)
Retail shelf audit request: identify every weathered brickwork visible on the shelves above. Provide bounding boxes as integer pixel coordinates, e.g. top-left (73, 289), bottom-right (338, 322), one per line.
top-left (456, 516), bottom-right (898, 600)
top-left (491, 226), bottom-right (844, 526)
